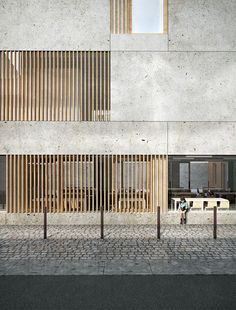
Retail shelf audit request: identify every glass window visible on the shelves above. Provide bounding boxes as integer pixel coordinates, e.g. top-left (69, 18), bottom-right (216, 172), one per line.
top-left (132, 0), bottom-right (164, 33)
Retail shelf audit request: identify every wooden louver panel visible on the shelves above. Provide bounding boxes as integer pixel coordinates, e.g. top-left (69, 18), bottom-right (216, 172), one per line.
top-left (6, 154), bottom-right (168, 213)
top-left (0, 51), bottom-right (110, 121)
top-left (110, 0), bottom-right (132, 34)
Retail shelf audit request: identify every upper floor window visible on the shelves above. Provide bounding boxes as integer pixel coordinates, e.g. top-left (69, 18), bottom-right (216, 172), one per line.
top-left (132, 0), bottom-right (164, 33)
top-left (111, 0), bottom-right (167, 34)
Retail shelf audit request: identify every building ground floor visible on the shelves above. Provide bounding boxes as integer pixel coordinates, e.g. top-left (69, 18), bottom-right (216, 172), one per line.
top-left (0, 154), bottom-right (236, 225)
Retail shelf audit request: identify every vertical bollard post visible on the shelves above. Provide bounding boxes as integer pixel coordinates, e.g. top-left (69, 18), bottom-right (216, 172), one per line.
top-left (157, 206), bottom-right (160, 239)
top-left (44, 206), bottom-right (47, 240)
top-left (213, 206), bottom-right (217, 239)
top-left (101, 205), bottom-right (104, 239)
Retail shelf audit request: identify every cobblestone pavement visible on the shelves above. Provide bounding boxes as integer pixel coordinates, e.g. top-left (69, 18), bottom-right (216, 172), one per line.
top-left (0, 225), bottom-right (235, 275)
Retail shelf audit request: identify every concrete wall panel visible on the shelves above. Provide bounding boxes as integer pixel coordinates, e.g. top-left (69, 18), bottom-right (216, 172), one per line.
top-left (111, 34), bottom-right (168, 51)
top-left (169, 0), bottom-right (236, 51)
top-left (168, 122), bottom-right (236, 155)
top-left (0, 122), bottom-right (167, 154)
top-left (0, 0), bottom-right (110, 50)
top-left (111, 52), bottom-right (236, 121)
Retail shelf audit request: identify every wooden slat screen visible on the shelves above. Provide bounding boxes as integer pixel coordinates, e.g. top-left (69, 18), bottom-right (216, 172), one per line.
top-left (111, 0), bottom-right (132, 34)
top-left (0, 51), bottom-right (110, 121)
top-left (6, 154), bottom-right (168, 213)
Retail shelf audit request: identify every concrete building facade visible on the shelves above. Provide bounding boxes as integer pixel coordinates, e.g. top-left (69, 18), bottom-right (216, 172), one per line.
top-left (0, 0), bottom-right (236, 224)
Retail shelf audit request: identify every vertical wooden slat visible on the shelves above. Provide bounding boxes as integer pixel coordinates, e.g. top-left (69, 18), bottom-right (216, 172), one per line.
top-left (76, 51), bottom-right (79, 121)
top-left (134, 154), bottom-right (137, 212)
top-left (108, 154), bottom-right (110, 212)
top-left (142, 155), bottom-right (145, 212)
top-left (13, 155), bottom-right (16, 213)
top-left (72, 155), bottom-right (75, 212)
top-left (87, 52), bottom-right (90, 121)
top-left (59, 155), bottom-right (63, 213)
top-left (59, 51), bottom-right (62, 121)
top-left (16, 155), bottom-right (20, 213)
top-left (138, 155), bottom-right (141, 212)
top-left (115, 155), bottom-right (118, 212)
top-left (158, 155), bottom-right (161, 211)
top-left (37, 51), bottom-right (40, 121)
top-left (130, 154), bottom-right (133, 213)
top-left (5, 52), bottom-right (8, 120)
top-left (21, 155), bottom-right (24, 213)
top-left (56, 155), bottom-right (59, 213)
top-left (85, 155), bottom-right (88, 212)
top-left (37, 155), bottom-right (40, 213)
top-left (8, 155), bottom-right (12, 212)
top-left (49, 155), bottom-right (52, 213)
top-left (0, 52), bottom-right (3, 120)
top-left (84, 52), bottom-right (87, 121)
top-left (92, 154), bottom-right (95, 212)
top-left (28, 155), bottom-right (32, 213)
top-left (44, 51), bottom-right (47, 121)
top-left (68, 51), bottom-right (71, 121)
top-left (164, 0), bottom-right (168, 33)
top-left (33, 155), bottom-right (36, 213)
top-left (41, 155), bottom-right (44, 213)
top-left (25, 155), bottom-right (28, 213)
top-left (88, 155), bottom-right (91, 212)
top-left (52, 155), bottom-right (56, 212)
top-left (111, 155), bottom-right (114, 211)
top-left (166, 155), bottom-right (168, 212)
top-left (40, 52), bottom-right (44, 121)
top-left (104, 155), bottom-right (106, 212)
top-left (68, 155), bottom-right (71, 213)
top-left (79, 155), bottom-right (82, 211)
top-left (56, 51), bottom-right (59, 121)
top-left (32, 51), bottom-right (36, 121)
top-left (45, 155), bottom-right (48, 213)
top-left (95, 52), bottom-right (98, 121)
top-left (80, 52), bottom-right (83, 121)
top-left (8, 52), bottom-right (12, 121)
top-left (146, 155), bottom-right (149, 212)
top-left (28, 51), bottom-right (31, 121)
top-left (6, 156), bottom-right (9, 212)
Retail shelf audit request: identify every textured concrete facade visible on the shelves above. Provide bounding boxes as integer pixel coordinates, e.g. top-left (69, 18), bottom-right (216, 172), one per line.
top-left (111, 51), bottom-right (236, 121)
top-left (0, 0), bottom-right (110, 51)
top-left (1, 121), bottom-right (236, 155)
top-left (0, 0), bottom-right (235, 155)
top-left (169, 0), bottom-right (236, 51)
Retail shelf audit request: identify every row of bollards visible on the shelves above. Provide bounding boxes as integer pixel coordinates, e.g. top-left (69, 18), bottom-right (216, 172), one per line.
top-left (43, 205), bottom-right (218, 240)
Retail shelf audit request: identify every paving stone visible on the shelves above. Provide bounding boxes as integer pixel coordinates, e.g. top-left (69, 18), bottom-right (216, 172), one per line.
top-left (0, 225), bottom-right (235, 275)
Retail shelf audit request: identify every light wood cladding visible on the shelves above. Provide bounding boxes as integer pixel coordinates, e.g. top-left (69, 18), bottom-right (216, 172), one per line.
top-left (163, 0), bottom-right (168, 33)
top-left (0, 51), bottom-right (110, 121)
top-left (111, 0), bottom-right (132, 34)
top-left (6, 154), bottom-right (168, 213)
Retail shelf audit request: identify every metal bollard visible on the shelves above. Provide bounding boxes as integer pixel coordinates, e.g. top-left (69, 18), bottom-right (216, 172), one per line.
top-left (157, 206), bottom-right (160, 239)
top-left (213, 206), bottom-right (217, 239)
top-left (101, 205), bottom-right (104, 239)
top-left (44, 205), bottom-right (47, 240)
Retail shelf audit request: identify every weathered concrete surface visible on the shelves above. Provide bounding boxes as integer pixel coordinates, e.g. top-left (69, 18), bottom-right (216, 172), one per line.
top-left (111, 52), bottom-right (236, 121)
top-left (169, 0), bottom-right (236, 51)
top-left (1, 121), bottom-right (236, 155)
top-left (0, 0), bottom-right (110, 50)
top-left (111, 34), bottom-right (168, 51)
top-left (168, 122), bottom-right (236, 155)
top-left (1, 212), bottom-right (236, 225)
top-left (0, 121), bottom-right (167, 154)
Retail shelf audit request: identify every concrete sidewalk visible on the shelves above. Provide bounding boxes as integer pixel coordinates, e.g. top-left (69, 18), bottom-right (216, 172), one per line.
top-left (0, 225), bottom-right (235, 275)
